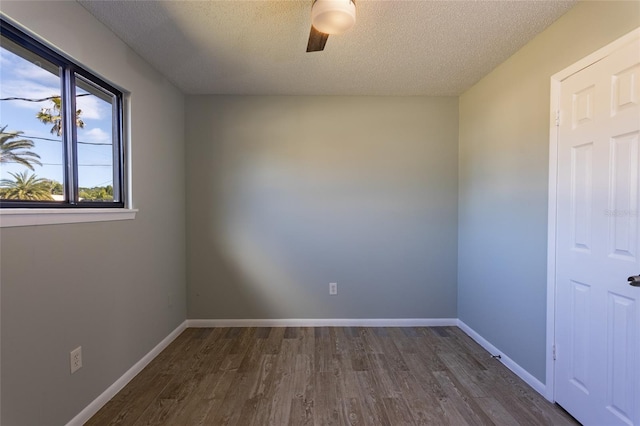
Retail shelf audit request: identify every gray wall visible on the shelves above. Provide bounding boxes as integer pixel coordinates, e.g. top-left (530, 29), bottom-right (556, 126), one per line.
top-left (458, 0), bottom-right (640, 382)
top-left (0, 2), bottom-right (186, 425)
top-left (4, 2), bottom-right (637, 423)
top-left (186, 96), bottom-right (458, 320)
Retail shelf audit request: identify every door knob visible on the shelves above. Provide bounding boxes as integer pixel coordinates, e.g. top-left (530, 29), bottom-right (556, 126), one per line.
top-left (629, 275), bottom-right (640, 287)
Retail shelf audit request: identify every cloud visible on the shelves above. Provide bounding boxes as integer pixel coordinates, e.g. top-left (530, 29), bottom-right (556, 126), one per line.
top-left (0, 78), bottom-right (59, 104)
top-left (0, 47), bottom-right (104, 120)
top-left (76, 95), bottom-right (105, 120)
top-left (0, 47), bottom-right (19, 66)
top-left (13, 63), bottom-right (59, 85)
top-left (2, 45), bottom-right (59, 82)
top-left (0, 51), bottom-right (11, 67)
top-left (0, 79), bottom-right (105, 121)
top-left (79, 127), bottom-right (111, 145)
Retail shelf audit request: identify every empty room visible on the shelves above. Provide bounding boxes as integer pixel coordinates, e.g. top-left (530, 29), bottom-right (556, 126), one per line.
top-left (0, 1), bottom-right (639, 425)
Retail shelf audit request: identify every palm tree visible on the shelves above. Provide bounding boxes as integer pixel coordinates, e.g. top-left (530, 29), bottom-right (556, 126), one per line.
top-left (0, 171), bottom-right (54, 201)
top-left (45, 179), bottom-right (63, 195)
top-left (0, 126), bottom-right (42, 171)
top-left (36, 96), bottom-right (85, 136)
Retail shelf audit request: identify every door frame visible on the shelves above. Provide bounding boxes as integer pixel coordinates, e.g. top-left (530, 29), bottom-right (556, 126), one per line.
top-left (546, 27), bottom-right (640, 403)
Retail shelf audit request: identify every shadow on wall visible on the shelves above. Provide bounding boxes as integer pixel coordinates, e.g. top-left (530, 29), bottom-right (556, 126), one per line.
top-left (186, 96), bottom-right (459, 320)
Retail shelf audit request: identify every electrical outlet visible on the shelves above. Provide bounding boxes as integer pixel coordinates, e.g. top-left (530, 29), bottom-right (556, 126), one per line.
top-left (329, 282), bottom-right (338, 295)
top-left (70, 346), bottom-right (82, 374)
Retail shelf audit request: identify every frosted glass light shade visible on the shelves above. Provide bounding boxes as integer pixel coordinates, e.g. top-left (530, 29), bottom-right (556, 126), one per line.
top-left (311, 0), bottom-right (356, 35)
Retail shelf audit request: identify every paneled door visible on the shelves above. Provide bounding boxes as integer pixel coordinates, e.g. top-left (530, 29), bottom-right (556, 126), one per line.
top-left (554, 36), bottom-right (640, 425)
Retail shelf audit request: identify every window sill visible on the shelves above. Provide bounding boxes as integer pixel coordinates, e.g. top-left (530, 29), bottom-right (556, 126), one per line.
top-left (0, 208), bottom-right (138, 228)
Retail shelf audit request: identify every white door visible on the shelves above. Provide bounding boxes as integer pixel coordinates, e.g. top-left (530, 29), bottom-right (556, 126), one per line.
top-left (555, 36), bottom-right (640, 426)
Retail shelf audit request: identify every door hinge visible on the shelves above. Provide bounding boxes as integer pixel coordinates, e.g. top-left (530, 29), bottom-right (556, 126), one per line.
top-left (555, 110), bottom-right (560, 127)
top-left (553, 344), bottom-right (557, 361)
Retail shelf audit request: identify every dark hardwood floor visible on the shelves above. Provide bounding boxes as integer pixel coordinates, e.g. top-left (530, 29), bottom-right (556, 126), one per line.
top-left (86, 326), bottom-right (578, 425)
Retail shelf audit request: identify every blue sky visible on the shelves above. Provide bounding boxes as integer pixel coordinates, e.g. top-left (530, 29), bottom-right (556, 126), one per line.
top-left (1, 43), bottom-right (114, 188)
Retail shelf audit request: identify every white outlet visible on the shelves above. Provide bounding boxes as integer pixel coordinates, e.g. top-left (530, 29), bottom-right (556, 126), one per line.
top-left (70, 346), bottom-right (82, 374)
top-left (329, 282), bottom-right (338, 295)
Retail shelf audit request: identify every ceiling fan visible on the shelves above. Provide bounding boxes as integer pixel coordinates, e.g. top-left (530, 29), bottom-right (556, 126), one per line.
top-left (306, 0), bottom-right (356, 52)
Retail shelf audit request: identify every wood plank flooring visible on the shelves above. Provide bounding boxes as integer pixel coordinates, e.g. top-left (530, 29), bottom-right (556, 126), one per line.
top-left (86, 327), bottom-right (578, 425)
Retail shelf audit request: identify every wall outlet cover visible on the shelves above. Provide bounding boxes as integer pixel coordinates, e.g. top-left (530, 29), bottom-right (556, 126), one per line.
top-left (330, 282), bottom-right (338, 295)
top-left (70, 346), bottom-right (82, 374)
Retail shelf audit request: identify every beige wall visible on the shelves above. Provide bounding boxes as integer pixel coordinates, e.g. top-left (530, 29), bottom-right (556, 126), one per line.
top-left (458, 0), bottom-right (640, 382)
top-left (186, 96), bottom-right (459, 320)
top-left (0, 2), bottom-right (186, 425)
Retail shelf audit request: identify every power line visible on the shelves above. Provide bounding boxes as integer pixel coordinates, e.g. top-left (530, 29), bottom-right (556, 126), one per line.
top-left (2, 96), bottom-right (113, 145)
top-left (0, 94), bottom-right (92, 102)
top-left (19, 133), bottom-right (113, 146)
top-left (2, 161), bottom-right (111, 167)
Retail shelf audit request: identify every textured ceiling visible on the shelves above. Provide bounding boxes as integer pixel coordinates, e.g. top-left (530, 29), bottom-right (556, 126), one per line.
top-left (77, 0), bottom-right (577, 96)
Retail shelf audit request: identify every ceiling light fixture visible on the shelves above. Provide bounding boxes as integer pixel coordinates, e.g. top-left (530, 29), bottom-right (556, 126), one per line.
top-left (311, 0), bottom-right (356, 35)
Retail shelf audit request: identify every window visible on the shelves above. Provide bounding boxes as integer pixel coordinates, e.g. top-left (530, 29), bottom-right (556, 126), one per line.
top-left (0, 18), bottom-right (125, 209)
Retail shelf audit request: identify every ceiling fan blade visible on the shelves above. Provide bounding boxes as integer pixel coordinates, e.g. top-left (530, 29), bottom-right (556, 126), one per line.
top-left (306, 26), bottom-right (329, 52)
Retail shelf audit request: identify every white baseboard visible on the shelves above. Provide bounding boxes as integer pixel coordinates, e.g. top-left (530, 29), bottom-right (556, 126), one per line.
top-left (457, 320), bottom-right (547, 397)
top-left (187, 318), bottom-right (458, 328)
top-left (65, 320), bottom-right (188, 426)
